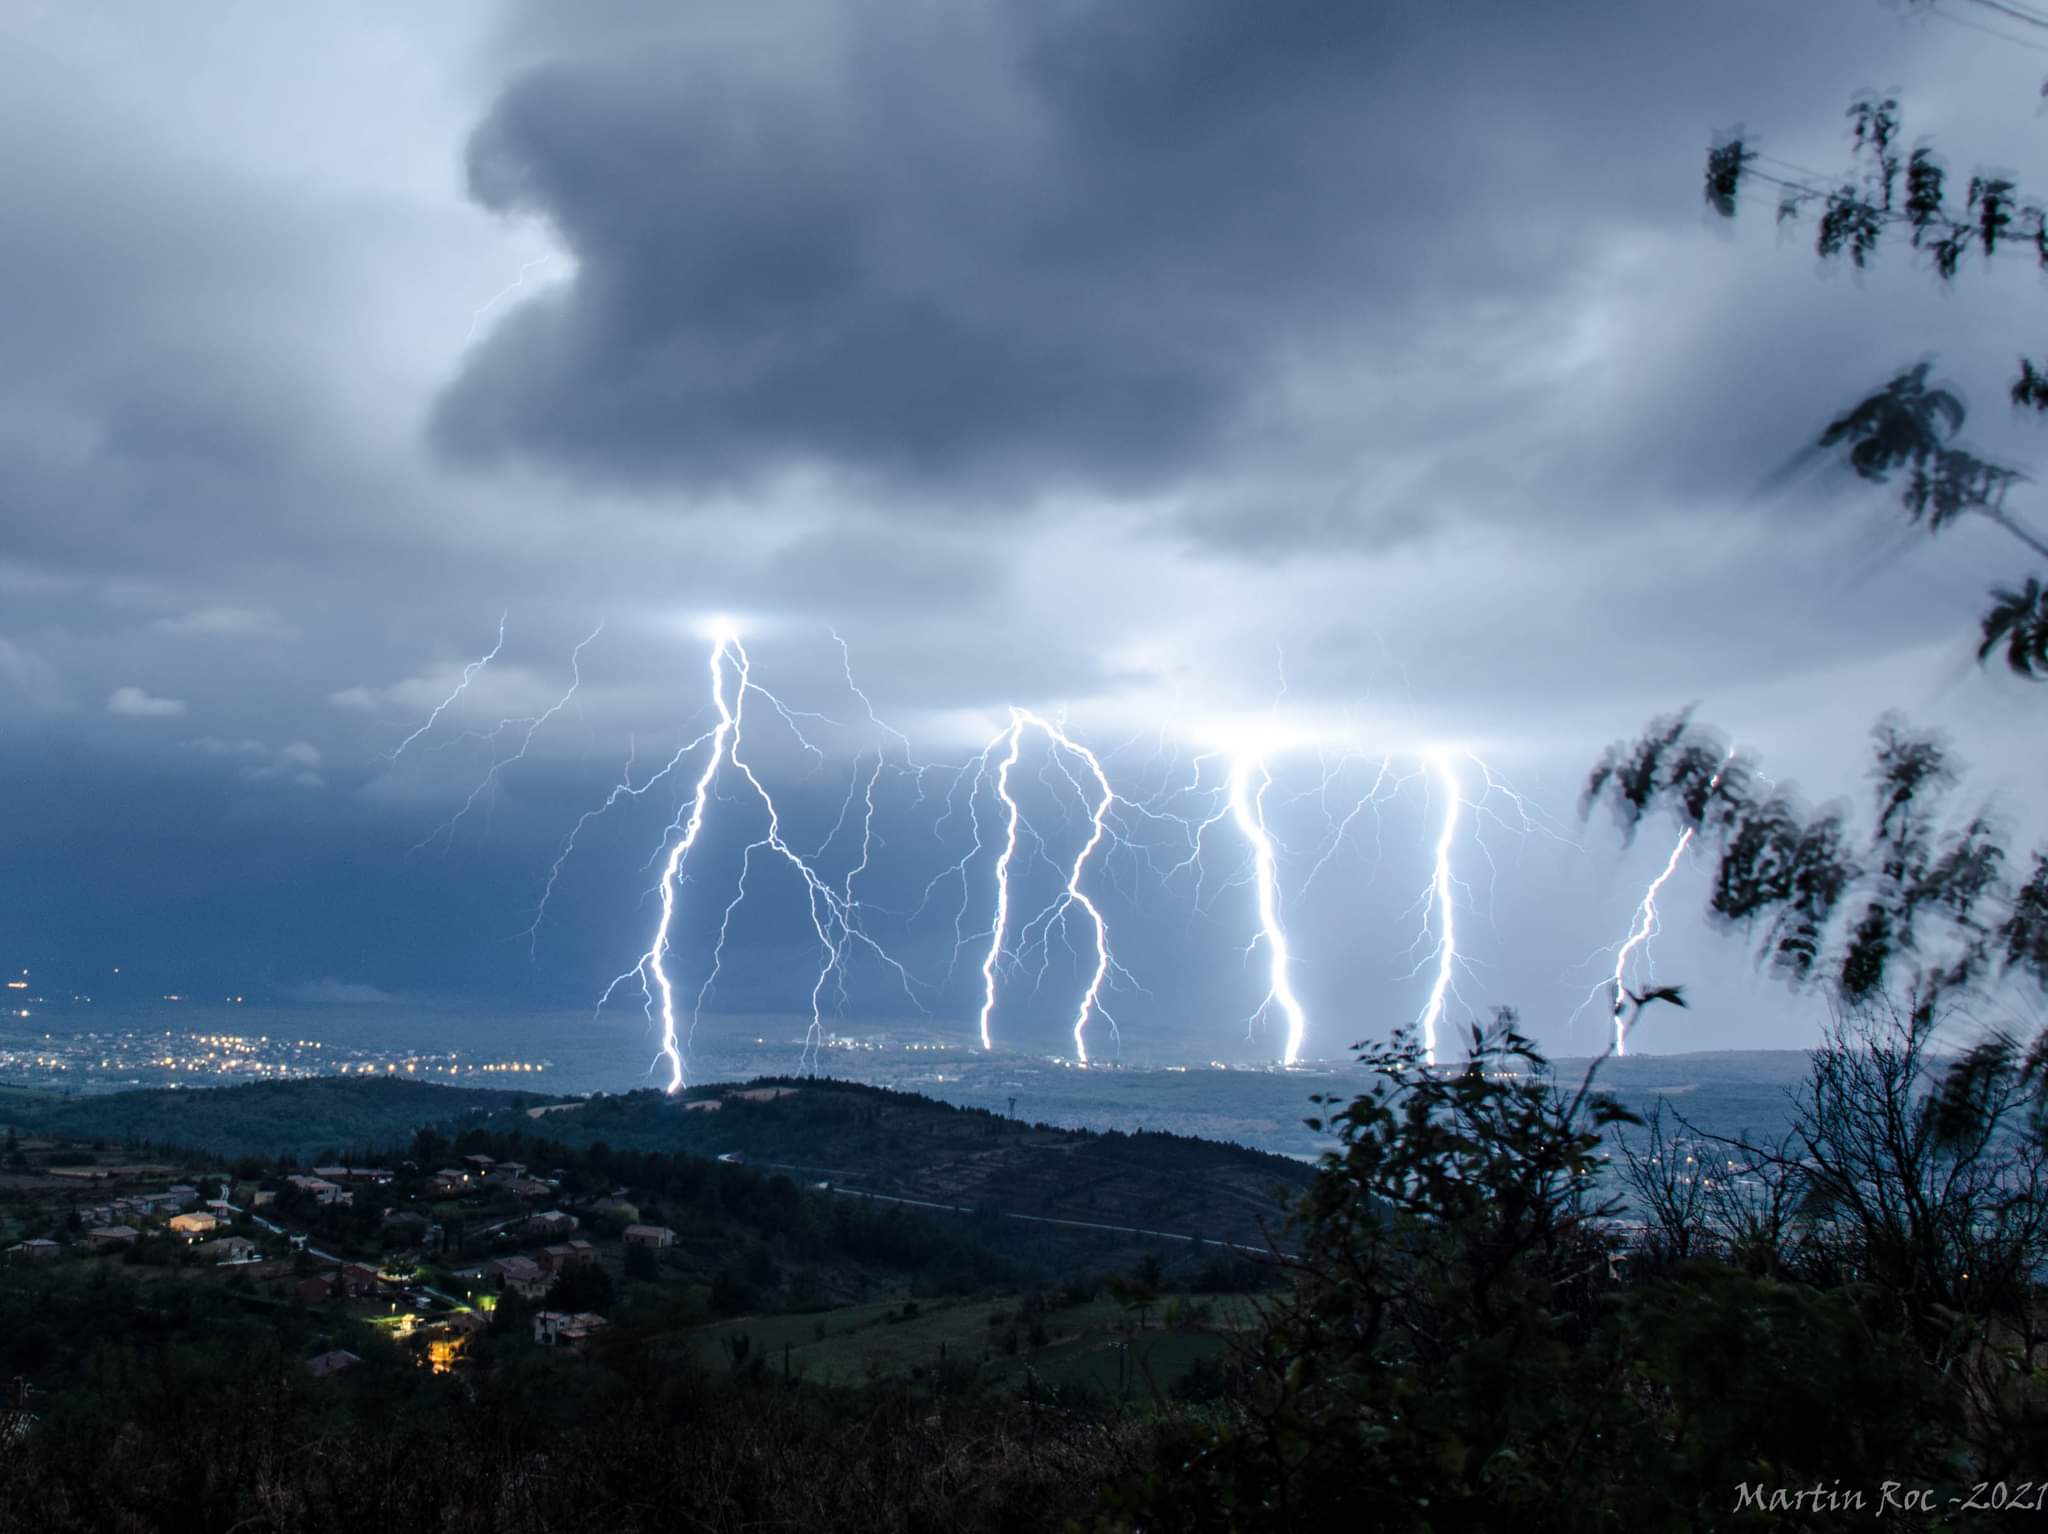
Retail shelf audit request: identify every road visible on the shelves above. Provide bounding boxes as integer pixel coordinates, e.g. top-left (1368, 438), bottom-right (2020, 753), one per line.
top-left (239, 1205), bottom-right (477, 1313)
top-left (821, 1183), bottom-right (1284, 1258)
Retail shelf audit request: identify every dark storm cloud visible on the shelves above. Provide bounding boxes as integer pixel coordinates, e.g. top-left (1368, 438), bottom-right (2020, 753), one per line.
top-left (439, 2), bottom-right (1769, 520)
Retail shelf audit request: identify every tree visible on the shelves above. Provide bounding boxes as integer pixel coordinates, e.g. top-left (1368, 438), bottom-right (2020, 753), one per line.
top-left (1585, 711), bottom-right (2045, 1014)
top-left (1611, 1102), bottom-right (1712, 1270)
top-left (1101, 1018), bottom-right (1963, 1530)
top-left (1704, 89), bottom-right (2048, 674)
top-left (548, 1263), bottom-right (615, 1314)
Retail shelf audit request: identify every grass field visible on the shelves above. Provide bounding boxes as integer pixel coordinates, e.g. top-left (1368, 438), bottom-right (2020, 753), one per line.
top-left (681, 1290), bottom-right (1259, 1394)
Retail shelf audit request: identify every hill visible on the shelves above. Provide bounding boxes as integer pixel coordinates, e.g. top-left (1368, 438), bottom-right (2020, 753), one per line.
top-left (0, 1075), bottom-right (553, 1161)
top-left (469, 1077), bottom-right (1314, 1248)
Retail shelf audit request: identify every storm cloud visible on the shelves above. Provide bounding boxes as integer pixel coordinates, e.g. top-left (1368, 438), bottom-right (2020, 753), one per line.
top-left (434, 1), bottom-right (1927, 543)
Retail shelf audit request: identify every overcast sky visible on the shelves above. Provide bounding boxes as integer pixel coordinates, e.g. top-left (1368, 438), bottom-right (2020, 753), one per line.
top-left (3, 0), bottom-right (2045, 1066)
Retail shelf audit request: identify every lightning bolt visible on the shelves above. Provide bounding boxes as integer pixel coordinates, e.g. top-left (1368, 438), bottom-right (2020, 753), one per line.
top-left (1226, 755), bottom-right (1309, 1067)
top-left (1606, 833), bottom-right (1691, 1057)
top-left (466, 255), bottom-right (560, 347)
top-left (975, 714), bottom-right (1026, 1052)
top-left (1412, 752), bottom-right (1463, 1067)
top-left (1055, 727), bottom-right (1116, 1064)
top-left (614, 624), bottom-right (738, 1092)
top-left (964, 708), bottom-right (1131, 1062)
top-left (411, 624), bottom-right (604, 854)
top-left (595, 623), bottom-right (933, 1090)
top-left (1602, 749), bottom-right (1733, 1056)
top-left (385, 613), bottom-right (507, 761)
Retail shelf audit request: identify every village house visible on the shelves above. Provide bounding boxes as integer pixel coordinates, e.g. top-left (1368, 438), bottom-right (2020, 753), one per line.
top-left (197, 1235), bottom-right (258, 1264)
top-left (87, 1224), bottom-right (140, 1249)
top-left (538, 1238), bottom-right (596, 1274)
top-left (525, 1209), bottom-right (578, 1239)
top-left (338, 1262), bottom-right (381, 1297)
top-left (622, 1224), bottom-right (675, 1250)
top-left (495, 1255), bottom-right (552, 1300)
top-left (313, 1165), bottom-right (394, 1186)
top-left (427, 1167), bottom-right (472, 1195)
top-left (5, 1238), bottom-right (61, 1261)
top-left (486, 1160), bottom-right (528, 1182)
top-left (297, 1272), bottom-right (339, 1304)
top-left (462, 1153), bottom-right (496, 1172)
top-left (286, 1175), bottom-right (351, 1207)
top-left (168, 1211), bottom-right (219, 1239)
top-left (532, 1310), bottom-right (608, 1353)
top-left (250, 1188), bottom-right (277, 1209)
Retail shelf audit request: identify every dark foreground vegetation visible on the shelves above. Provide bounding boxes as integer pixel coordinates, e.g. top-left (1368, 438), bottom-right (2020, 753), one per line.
top-left (2, 993), bottom-right (2045, 1530)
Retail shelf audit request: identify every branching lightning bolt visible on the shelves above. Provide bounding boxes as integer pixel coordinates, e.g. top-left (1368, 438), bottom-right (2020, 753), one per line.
top-left (1226, 755), bottom-right (1309, 1067)
top-left (1412, 752), bottom-right (1463, 1067)
top-left (1601, 750), bottom-right (1733, 1056)
top-left (614, 627), bottom-right (738, 1093)
top-left (590, 625), bottom-right (933, 1089)
top-left (975, 715), bottom-right (1026, 1053)
top-left (412, 624), bottom-right (603, 854)
top-left (965, 709), bottom-right (1132, 1062)
top-left (385, 614), bottom-right (507, 761)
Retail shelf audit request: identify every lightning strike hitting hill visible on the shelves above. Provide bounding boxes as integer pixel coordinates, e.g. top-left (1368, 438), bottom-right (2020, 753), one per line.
top-left (596, 625), bottom-right (929, 1089)
top-left (970, 709), bottom-right (1128, 1062)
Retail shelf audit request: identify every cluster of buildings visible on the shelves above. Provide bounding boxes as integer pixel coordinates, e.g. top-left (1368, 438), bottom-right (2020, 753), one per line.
top-left (457, 1232), bottom-right (602, 1301)
top-left (5, 1147), bottom-right (690, 1381)
top-left (0, 1180), bottom-right (261, 1261)
top-left (425, 1154), bottom-right (552, 1200)
top-left (296, 1262), bottom-right (384, 1305)
top-left (532, 1309), bottom-right (608, 1353)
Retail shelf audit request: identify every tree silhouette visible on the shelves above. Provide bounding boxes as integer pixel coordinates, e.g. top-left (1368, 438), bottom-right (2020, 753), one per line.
top-left (1981, 576), bottom-right (2048, 676)
top-left (1586, 711), bottom-right (2048, 1012)
top-left (1703, 89), bottom-right (2048, 675)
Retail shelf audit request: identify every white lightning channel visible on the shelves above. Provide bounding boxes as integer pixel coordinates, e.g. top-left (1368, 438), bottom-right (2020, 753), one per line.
top-left (1608, 832), bottom-right (1692, 1057)
top-left (1030, 712), bottom-right (1118, 1063)
top-left (1604, 749), bottom-right (1732, 1055)
top-left (1226, 756), bottom-right (1309, 1067)
top-left (412, 624), bottom-right (603, 854)
top-left (385, 614), bottom-right (507, 761)
top-left (1415, 753), bottom-right (1463, 1067)
top-left (673, 634), bottom-right (931, 1076)
top-left (636, 629), bottom-right (738, 1092)
top-left (975, 714), bottom-right (1025, 1051)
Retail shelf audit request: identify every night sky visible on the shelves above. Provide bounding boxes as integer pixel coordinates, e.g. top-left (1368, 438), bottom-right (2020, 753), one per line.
top-left (3, 1), bottom-right (2043, 1062)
